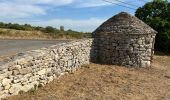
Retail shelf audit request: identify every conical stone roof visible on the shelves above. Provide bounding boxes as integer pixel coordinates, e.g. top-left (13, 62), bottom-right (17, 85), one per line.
top-left (93, 12), bottom-right (157, 36)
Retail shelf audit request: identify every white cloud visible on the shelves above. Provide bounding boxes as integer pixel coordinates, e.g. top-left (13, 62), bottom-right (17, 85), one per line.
top-left (0, 2), bottom-right (46, 18)
top-left (0, 0), bottom-right (75, 18)
top-left (75, 0), bottom-right (127, 8)
top-left (0, 0), bottom-right (124, 18)
top-left (75, 0), bottom-right (111, 8)
top-left (12, 0), bottom-right (74, 6)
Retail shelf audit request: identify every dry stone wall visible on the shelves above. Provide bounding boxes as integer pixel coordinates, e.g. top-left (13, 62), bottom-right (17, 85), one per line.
top-left (0, 39), bottom-right (95, 99)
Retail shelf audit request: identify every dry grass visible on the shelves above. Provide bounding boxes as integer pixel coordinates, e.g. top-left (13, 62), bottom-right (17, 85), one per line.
top-left (0, 28), bottom-right (51, 40)
top-left (6, 55), bottom-right (170, 100)
top-left (0, 28), bottom-right (86, 40)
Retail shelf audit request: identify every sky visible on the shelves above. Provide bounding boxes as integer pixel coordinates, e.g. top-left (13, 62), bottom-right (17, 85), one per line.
top-left (0, 0), bottom-right (164, 32)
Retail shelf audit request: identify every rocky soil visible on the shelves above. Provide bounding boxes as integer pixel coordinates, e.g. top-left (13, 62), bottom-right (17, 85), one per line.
top-left (6, 55), bottom-right (170, 100)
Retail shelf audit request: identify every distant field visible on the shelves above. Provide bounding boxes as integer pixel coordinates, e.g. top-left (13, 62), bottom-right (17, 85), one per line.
top-left (0, 28), bottom-right (90, 39)
top-left (0, 28), bottom-right (51, 39)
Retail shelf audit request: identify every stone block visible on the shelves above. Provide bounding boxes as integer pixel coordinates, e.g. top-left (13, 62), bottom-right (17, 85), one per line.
top-left (4, 84), bottom-right (11, 90)
top-left (141, 61), bottom-right (151, 67)
top-left (2, 78), bottom-right (11, 86)
top-left (8, 65), bottom-right (21, 71)
top-left (12, 70), bottom-right (20, 75)
top-left (19, 67), bottom-right (32, 75)
top-left (38, 69), bottom-right (46, 75)
top-left (9, 83), bottom-right (22, 95)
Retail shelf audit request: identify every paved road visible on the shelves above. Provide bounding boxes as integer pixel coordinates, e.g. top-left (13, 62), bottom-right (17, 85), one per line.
top-left (0, 39), bottom-right (70, 59)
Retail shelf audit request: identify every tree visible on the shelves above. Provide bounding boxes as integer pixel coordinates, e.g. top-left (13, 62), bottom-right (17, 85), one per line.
top-left (0, 22), bottom-right (5, 28)
top-left (135, 0), bottom-right (170, 53)
top-left (44, 26), bottom-right (56, 33)
top-left (23, 24), bottom-right (34, 31)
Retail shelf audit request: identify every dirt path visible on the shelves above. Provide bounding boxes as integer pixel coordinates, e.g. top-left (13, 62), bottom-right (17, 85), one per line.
top-left (6, 55), bottom-right (170, 100)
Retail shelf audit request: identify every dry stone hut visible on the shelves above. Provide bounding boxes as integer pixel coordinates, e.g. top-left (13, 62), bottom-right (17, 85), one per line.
top-left (92, 12), bottom-right (157, 67)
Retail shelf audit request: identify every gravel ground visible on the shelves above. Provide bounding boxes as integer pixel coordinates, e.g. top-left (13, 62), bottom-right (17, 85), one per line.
top-left (6, 55), bottom-right (170, 100)
top-left (0, 39), bottom-right (70, 61)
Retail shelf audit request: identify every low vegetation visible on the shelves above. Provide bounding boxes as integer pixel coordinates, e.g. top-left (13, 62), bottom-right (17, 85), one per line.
top-left (0, 23), bottom-right (91, 39)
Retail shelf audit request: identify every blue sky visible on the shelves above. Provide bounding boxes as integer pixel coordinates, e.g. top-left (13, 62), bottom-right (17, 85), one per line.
top-left (0, 0), bottom-right (165, 32)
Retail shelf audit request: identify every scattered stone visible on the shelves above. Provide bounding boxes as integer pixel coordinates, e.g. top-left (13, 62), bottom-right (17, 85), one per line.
top-left (47, 76), bottom-right (53, 83)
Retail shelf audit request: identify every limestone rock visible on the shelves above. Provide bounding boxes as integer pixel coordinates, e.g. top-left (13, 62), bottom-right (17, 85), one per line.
top-left (0, 83), bottom-right (3, 91)
top-left (38, 69), bottom-right (46, 75)
top-left (4, 84), bottom-right (11, 90)
top-left (9, 84), bottom-right (22, 95)
top-left (2, 78), bottom-right (11, 86)
top-left (12, 70), bottom-right (20, 75)
top-left (47, 76), bottom-right (53, 83)
top-left (8, 65), bottom-right (21, 71)
top-left (21, 84), bottom-right (34, 92)
top-left (0, 71), bottom-right (12, 80)
top-left (19, 68), bottom-right (32, 75)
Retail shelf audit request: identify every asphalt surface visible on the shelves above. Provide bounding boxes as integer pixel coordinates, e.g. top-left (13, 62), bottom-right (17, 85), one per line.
top-left (0, 39), bottom-right (70, 59)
